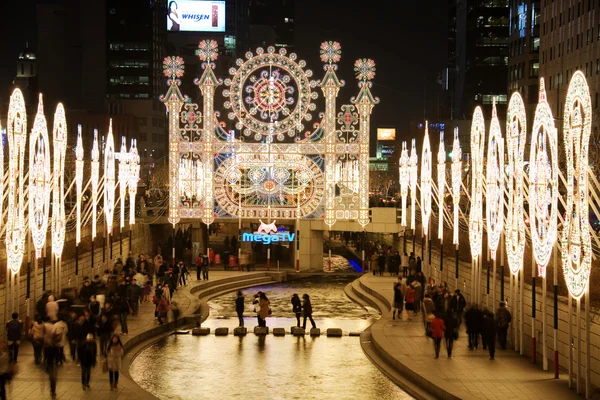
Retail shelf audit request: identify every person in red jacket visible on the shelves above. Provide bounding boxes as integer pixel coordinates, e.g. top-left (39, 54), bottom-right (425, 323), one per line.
top-left (430, 312), bottom-right (446, 359)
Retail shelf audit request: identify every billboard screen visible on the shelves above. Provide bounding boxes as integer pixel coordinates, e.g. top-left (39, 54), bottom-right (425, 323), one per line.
top-left (377, 128), bottom-right (396, 141)
top-left (167, 1), bottom-right (226, 32)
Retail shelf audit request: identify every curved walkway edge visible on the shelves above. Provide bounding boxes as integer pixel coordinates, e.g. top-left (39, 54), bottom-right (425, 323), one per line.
top-left (358, 274), bottom-right (583, 400)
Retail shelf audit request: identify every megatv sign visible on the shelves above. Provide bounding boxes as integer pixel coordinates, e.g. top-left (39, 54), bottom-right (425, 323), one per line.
top-left (242, 220), bottom-right (295, 244)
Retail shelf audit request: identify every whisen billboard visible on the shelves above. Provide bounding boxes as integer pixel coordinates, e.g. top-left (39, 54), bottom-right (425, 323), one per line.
top-left (167, 0), bottom-right (226, 32)
top-left (377, 128), bottom-right (396, 141)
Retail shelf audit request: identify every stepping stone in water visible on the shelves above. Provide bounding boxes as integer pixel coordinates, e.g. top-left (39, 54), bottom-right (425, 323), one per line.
top-left (215, 327), bottom-right (229, 336)
top-left (349, 331), bottom-right (361, 337)
top-left (233, 327), bottom-right (247, 336)
top-left (273, 328), bottom-right (286, 336)
top-left (293, 328), bottom-right (306, 336)
top-left (254, 326), bottom-right (268, 336)
top-left (192, 327), bottom-right (210, 336)
top-left (310, 328), bottom-right (320, 337)
top-left (326, 328), bottom-right (343, 337)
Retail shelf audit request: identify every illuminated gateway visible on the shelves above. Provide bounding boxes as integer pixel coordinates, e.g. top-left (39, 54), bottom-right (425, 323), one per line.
top-left (162, 40), bottom-right (378, 227)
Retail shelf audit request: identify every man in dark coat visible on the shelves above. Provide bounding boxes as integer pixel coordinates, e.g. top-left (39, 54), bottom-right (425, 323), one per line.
top-left (465, 305), bottom-right (483, 350)
top-left (495, 301), bottom-right (512, 350)
top-left (482, 311), bottom-right (497, 360)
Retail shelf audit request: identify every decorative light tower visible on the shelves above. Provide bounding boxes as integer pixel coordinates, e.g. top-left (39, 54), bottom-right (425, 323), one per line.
top-left (409, 139), bottom-right (418, 231)
top-left (128, 139), bottom-right (140, 248)
top-left (420, 123), bottom-right (432, 276)
top-left (486, 100), bottom-right (504, 310)
top-left (91, 130), bottom-right (100, 270)
top-left (561, 71), bottom-right (593, 394)
top-left (52, 103), bottom-right (68, 289)
top-left (506, 91), bottom-right (527, 354)
top-left (450, 128), bottom-right (462, 285)
top-left (437, 131), bottom-right (446, 279)
top-left (75, 126), bottom-right (84, 274)
top-left (399, 141), bottom-right (409, 227)
top-left (104, 120), bottom-right (116, 261)
top-left (469, 106), bottom-right (485, 305)
top-left (118, 136), bottom-right (129, 256)
top-left (529, 78), bottom-right (558, 369)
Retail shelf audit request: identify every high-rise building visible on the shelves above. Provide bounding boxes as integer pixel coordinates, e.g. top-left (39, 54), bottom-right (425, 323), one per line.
top-left (507, 0), bottom-right (540, 118)
top-left (451, 0), bottom-right (509, 119)
top-left (12, 44), bottom-right (38, 107)
top-left (248, 0), bottom-right (295, 51)
top-left (539, 0), bottom-right (600, 140)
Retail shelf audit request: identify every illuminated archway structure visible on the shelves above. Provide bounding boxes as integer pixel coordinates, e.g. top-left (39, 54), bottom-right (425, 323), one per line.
top-left (469, 106), bottom-right (485, 260)
top-left (486, 101), bottom-right (504, 261)
top-left (162, 41), bottom-right (378, 227)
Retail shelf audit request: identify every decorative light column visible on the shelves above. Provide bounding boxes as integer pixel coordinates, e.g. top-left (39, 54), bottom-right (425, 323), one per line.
top-left (437, 131), bottom-right (446, 279)
top-left (506, 91), bottom-right (527, 353)
top-left (420, 124), bottom-right (432, 277)
top-left (75, 126), bottom-right (84, 283)
top-left (469, 106), bottom-right (485, 305)
top-left (51, 102), bottom-right (67, 289)
top-left (104, 120), bottom-right (116, 262)
top-left (529, 78), bottom-right (558, 368)
top-left (91, 130), bottom-right (100, 271)
top-left (560, 71), bottom-right (592, 395)
top-left (128, 139), bottom-right (140, 249)
top-left (486, 100), bottom-right (504, 311)
top-left (409, 139), bottom-right (418, 232)
top-left (118, 136), bottom-right (129, 256)
top-left (399, 141), bottom-right (409, 227)
top-left (450, 128), bottom-right (462, 286)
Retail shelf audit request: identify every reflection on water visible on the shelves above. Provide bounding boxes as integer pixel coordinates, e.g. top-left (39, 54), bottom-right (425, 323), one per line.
top-left (130, 276), bottom-right (412, 400)
top-left (321, 254), bottom-right (358, 272)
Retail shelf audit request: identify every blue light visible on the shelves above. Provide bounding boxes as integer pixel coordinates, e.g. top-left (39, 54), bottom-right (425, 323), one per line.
top-left (348, 259), bottom-right (362, 272)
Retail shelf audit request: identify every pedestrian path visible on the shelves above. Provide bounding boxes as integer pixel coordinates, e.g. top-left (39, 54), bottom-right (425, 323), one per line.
top-left (5, 271), bottom-right (252, 400)
top-left (359, 274), bottom-right (582, 400)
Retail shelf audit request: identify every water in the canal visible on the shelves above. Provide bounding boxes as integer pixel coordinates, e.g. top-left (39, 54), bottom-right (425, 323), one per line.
top-left (130, 276), bottom-right (413, 400)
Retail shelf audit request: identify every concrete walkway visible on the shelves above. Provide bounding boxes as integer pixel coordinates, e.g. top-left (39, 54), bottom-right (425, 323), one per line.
top-left (5, 271), bottom-right (267, 400)
top-left (359, 273), bottom-right (583, 400)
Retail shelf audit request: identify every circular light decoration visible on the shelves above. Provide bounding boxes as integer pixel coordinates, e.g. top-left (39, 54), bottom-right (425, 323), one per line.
top-left (437, 131), bottom-right (446, 240)
top-left (119, 136), bottom-right (129, 230)
top-left (505, 92), bottom-right (527, 276)
top-left (104, 120), bottom-right (116, 235)
top-left (399, 141), bottom-right (409, 226)
top-left (486, 100), bottom-right (505, 260)
top-left (451, 128), bottom-right (462, 245)
top-left (128, 139), bottom-right (140, 226)
top-left (91, 130), bottom-right (100, 239)
top-left (469, 106), bottom-right (485, 259)
top-left (223, 46), bottom-right (318, 142)
top-left (6, 89), bottom-right (27, 273)
top-left (409, 138), bottom-right (418, 230)
top-left (560, 71), bottom-right (593, 299)
top-left (29, 94), bottom-right (52, 259)
top-left (52, 103), bottom-right (68, 256)
top-left (529, 78), bottom-right (558, 279)
top-left (420, 124), bottom-right (432, 236)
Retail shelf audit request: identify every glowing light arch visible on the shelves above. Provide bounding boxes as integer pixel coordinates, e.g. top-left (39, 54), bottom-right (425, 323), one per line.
top-left (399, 141), bottom-right (409, 226)
top-left (437, 132), bottom-right (445, 240)
top-left (6, 89), bottom-right (28, 273)
top-left (91, 130), bottom-right (100, 239)
top-left (505, 92), bottom-right (527, 275)
top-left (529, 79), bottom-right (558, 278)
top-left (104, 120), bottom-right (116, 235)
top-left (52, 103), bottom-right (68, 256)
top-left (560, 71), bottom-right (593, 299)
top-left (486, 101), bottom-right (504, 260)
top-left (451, 128), bottom-right (462, 245)
top-left (119, 136), bottom-right (128, 230)
top-left (409, 139), bottom-right (418, 230)
top-left (29, 94), bottom-right (52, 259)
top-left (421, 124), bottom-right (432, 236)
top-left (469, 106), bottom-right (485, 259)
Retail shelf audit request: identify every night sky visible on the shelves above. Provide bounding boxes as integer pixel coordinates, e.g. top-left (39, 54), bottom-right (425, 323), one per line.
top-left (0, 0), bottom-right (448, 139)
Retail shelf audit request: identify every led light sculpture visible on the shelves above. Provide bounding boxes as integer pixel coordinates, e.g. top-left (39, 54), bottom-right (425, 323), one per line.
top-left (560, 71), bottom-right (593, 299)
top-left (52, 104), bottom-right (68, 256)
top-left (529, 79), bottom-right (558, 278)
top-left (469, 107), bottom-right (485, 259)
top-left (119, 136), bottom-right (128, 231)
top-left (486, 101), bottom-right (504, 260)
top-left (505, 92), bottom-right (527, 275)
top-left (437, 131), bottom-right (445, 240)
top-left (420, 124), bottom-right (432, 235)
top-left (6, 89), bottom-right (27, 273)
top-left (451, 128), bottom-right (462, 245)
top-left (29, 94), bottom-right (52, 259)
top-left (409, 139), bottom-right (418, 230)
top-left (75, 126), bottom-right (84, 246)
top-left (91, 130), bottom-right (100, 239)
top-left (104, 120), bottom-right (116, 235)
top-left (399, 141), bottom-right (409, 226)
top-left (128, 139), bottom-right (140, 226)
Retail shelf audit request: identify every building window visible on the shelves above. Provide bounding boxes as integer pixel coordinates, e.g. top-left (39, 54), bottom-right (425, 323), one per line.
top-left (550, 47), bottom-right (553, 60)
top-left (596, 58), bottom-right (600, 74)
top-left (558, 43), bottom-right (561, 56)
top-left (482, 94), bottom-right (507, 104)
top-left (549, 76), bottom-right (552, 89)
top-left (530, 62), bottom-right (539, 77)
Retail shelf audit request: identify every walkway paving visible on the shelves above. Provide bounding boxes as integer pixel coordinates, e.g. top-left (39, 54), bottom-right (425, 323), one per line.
top-left (5, 271), bottom-right (252, 400)
top-left (359, 273), bottom-right (582, 400)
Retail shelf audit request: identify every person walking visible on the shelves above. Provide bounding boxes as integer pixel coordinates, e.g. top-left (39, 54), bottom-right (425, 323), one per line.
top-left (483, 311), bottom-right (497, 360)
top-left (291, 293), bottom-right (302, 327)
top-left (404, 284), bottom-right (415, 321)
top-left (157, 296), bottom-right (170, 325)
top-left (6, 313), bottom-right (22, 363)
top-left (195, 253), bottom-right (203, 280)
top-left (126, 279), bottom-right (142, 316)
top-left (258, 292), bottom-right (270, 328)
top-left (430, 312), bottom-right (446, 359)
top-left (0, 342), bottom-right (9, 400)
top-left (78, 333), bottom-right (96, 390)
top-left (44, 333), bottom-right (60, 398)
top-left (392, 277), bottom-right (405, 320)
top-left (465, 305), bottom-right (483, 350)
top-left (30, 314), bottom-right (46, 365)
top-left (106, 334), bottom-right (124, 390)
top-left (449, 289), bottom-right (467, 326)
top-left (252, 293), bottom-right (261, 326)
top-left (444, 310), bottom-right (458, 358)
top-left (301, 294), bottom-right (317, 330)
top-left (495, 301), bottom-right (512, 350)
top-left (235, 291), bottom-right (245, 327)
top-left (401, 252), bottom-right (409, 277)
